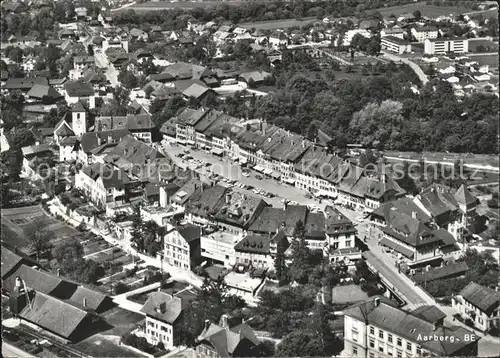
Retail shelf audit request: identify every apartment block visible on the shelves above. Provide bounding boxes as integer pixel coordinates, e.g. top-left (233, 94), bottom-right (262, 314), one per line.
top-left (424, 37), bottom-right (469, 55)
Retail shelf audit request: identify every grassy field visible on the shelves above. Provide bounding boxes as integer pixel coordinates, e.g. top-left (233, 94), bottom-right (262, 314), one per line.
top-left (238, 16), bottom-right (317, 30)
top-left (468, 39), bottom-right (499, 52)
top-left (469, 54), bottom-right (499, 67)
top-left (377, 3), bottom-right (473, 18)
top-left (1, 205), bottom-right (78, 254)
top-left (128, 0), bottom-right (271, 11)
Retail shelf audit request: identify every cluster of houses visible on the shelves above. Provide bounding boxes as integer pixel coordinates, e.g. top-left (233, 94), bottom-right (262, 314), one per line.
top-left (2, 246), bottom-right (265, 356)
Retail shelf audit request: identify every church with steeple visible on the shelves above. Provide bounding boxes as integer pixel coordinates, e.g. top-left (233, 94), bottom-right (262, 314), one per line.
top-left (53, 101), bottom-right (88, 162)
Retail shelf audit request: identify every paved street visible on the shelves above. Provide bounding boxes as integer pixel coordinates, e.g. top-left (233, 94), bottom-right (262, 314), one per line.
top-left (337, 206), bottom-right (433, 306)
top-left (95, 52), bottom-right (119, 87)
top-left (382, 52), bottom-right (429, 84)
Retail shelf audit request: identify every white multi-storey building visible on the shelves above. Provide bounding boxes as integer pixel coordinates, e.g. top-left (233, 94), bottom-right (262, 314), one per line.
top-left (200, 232), bottom-right (240, 268)
top-left (424, 37), bottom-right (469, 55)
top-left (411, 26), bottom-right (438, 42)
top-left (344, 297), bottom-right (479, 358)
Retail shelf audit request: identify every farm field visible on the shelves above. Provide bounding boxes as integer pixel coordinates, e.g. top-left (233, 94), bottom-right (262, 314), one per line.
top-left (1, 205), bottom-right (79, 254)
top-left (376, 3), bottom-right (478, 18)
top-left (127, 0), bottom-right (271, 12)
top-left (238, 16), bottom-right (317, 30)
top-left (468, 53), bottom-right (499, 67)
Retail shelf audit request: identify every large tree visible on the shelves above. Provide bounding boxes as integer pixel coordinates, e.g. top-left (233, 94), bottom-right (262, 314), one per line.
top-left (25, 219), bottom-right (52, 260)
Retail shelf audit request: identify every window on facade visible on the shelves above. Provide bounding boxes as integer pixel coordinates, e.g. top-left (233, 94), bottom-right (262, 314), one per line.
top-left (369, 326), bottom-right (375, 335)
top-left (406, 342), bottom-right (412, 351)
top-left (397, 338), bottom-right (402, 346)
top-left (346, 240), bottom-right (352, 247)
top-left (416, 347), bottom-right (422, 355)
top-left (397, 350), bottom-right (402, 358)
top-left (379, 330), bottom-right (384, 339)
top-left (352, 331), bottom-right (358, 342)
top-left (388, 347), bottom-right (393, 356)
top-left (369, 353), bottom-right (375, 358)
top-left (369, 339), bottom-right (375, 348)
top-left (352, 347), bottom-right (358, 355)
top-left (388, 334), bottom-right (393, 343)
top-left (379, 344), bottom-right (384, 352)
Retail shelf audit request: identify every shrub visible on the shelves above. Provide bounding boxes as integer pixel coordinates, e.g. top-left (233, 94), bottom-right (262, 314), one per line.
top-left (114, 282), bottom-right (129, 295)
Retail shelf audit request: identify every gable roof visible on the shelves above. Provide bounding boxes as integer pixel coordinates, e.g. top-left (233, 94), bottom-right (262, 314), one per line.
top-left (20, 291), bottom-right (88, 340)
top-left (68, 286), bottom-right (110, 311)
top-left (411, 305), bottom-right (447, 324)
top-left (4, 77), bottom-right (48, 90)
top-left (197, 322), bottom-right (260, 357)
top-left (81, 162), bottom-right (131, 188)
top-left (95, 114), bottom-right (155, 132)
top-left (183, 83), bottom-right (211, 99)
top-left (459, 281), bottom-right (499, 314)
top-left (234, 234), bottom-right (270, 254)
top-left (345, 298), bottom-right (478, 356)
top-left (1, 248), bottom-right (35, 279)
top-left (54, 119), bottom-right (75, 137)
top-left (64, 82), bottom-right (94, 97)
top-left (79, 129), bottom-right (130, 153)
top-left (177, 224), bottom-right (202, 243)
top-left (413, 261), bottom-right (469, 283)
top-left (26, 84), bottom-right (63, 100)
top-left (3, 264), bottom-right (77, 298)
top-left (454, 184), bottom-right (479, 207)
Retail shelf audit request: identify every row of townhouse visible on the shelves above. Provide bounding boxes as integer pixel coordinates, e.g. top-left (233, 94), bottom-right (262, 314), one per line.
top-left (367, 183), bottom-right (480, 266)
top-left (125, 179), bottom-right (359, 273)
top-left (162, 107), bottom-right (406, 212)
top-left (178, 183), bottom-right (360, 268)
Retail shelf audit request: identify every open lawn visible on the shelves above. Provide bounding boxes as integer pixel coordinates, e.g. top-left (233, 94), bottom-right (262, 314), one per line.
top-left (74, 335), bottom-right (143, 357)
top-left (468, 39), bottom-right (499, 52)
top-left (1, 205), bottom-right (79, 254)
top-left (238, 17), bottom-right (317, 30)
top-left (468, 54), bottom-right (499, 68)
top-left (377, 3), bottom-right (474, 18)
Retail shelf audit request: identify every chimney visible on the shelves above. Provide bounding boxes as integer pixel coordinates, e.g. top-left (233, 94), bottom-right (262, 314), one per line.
top-left (374, 297), bottom-right (380, 307)
top-left (220, 314), bottom-right (228, 329)
top-left (83, 297), bottom-right (87, 308)
top-left (426, 265), bottom-right (431, 272)
top-left (15, 277), bottom-right (23, 289)
top-left (225, 193), bottom-right (231, 204)
top-left (57, 269), bottom-right (61, 277)
top-left (204, 319), bottom-right (211, 331)
top-left (97, 137), bottom-right (102, 146)
top-left (412, 211), bottom-right (417, 219)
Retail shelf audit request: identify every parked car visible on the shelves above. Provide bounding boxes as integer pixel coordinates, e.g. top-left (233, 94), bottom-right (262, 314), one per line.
top-left (305, 193), bottom-right (313, 199)
top-left (242, 171), bottom-right (250, 177)
top-left (205, 163), bottom-right (211, 167)
top-left (255, 175), bottom-right (263, 180)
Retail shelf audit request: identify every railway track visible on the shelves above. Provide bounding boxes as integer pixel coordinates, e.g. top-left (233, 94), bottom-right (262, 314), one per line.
top-left (11, 324), bottom-right (92, 358)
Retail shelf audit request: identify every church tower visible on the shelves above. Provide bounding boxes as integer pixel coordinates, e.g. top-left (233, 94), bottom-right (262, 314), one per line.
top-left (71, 101), bottom-right (87, 136)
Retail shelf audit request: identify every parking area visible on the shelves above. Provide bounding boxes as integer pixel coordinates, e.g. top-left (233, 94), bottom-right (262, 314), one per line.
top-left (163, 142), bottom-right (321, 208)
